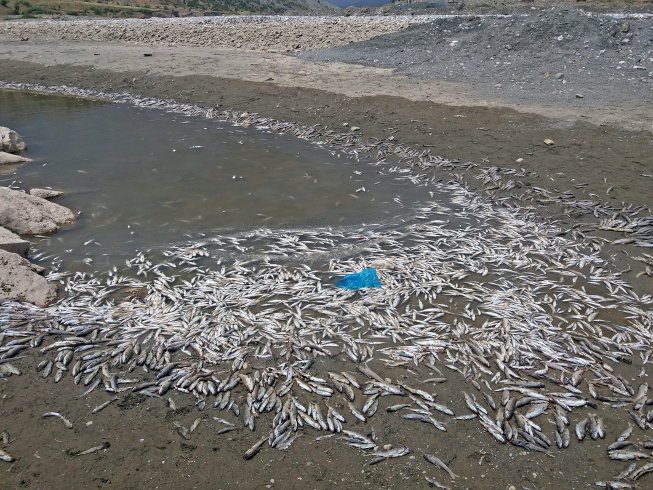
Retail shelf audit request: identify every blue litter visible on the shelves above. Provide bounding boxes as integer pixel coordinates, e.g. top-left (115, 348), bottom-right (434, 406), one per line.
top-left (336, 268), bottom-right (382, 290)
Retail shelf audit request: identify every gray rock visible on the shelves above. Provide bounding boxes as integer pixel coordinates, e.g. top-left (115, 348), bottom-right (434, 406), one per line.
top-left (0, 186), bottom-right (75, 235)
top-left (0, 151), bottom-right (31, 165)
top-left (29, 188), bottom-right (64, 200)
top-left (0, 249), bottom-right (56, 307)
top-left (0, 126), bottom-right (27, 154)
top-left (554, 72), bottom-right (564, 80)
top-left (0, 226), bottom-right (29, 257)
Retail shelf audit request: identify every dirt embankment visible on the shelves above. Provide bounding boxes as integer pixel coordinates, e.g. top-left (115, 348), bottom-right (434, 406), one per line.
top-left (301, 9), bottom-right (653, 126)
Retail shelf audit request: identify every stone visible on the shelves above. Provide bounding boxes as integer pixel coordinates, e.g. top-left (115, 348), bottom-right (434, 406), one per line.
top-left (554, 72), bottom-right (564, 79)
top-left (0, 151), bottom-right (31, 165)
top-left (0, 187), bottom-right (75, 235)
top-left (0, 226), bottom-right (29, 256)
top-left (0, 126), bottom-right (27, 154)
top-left (0, 249), bottom-right (56, 307)
top-left (29, 188), bottom-right (64, 200)
top-left (544, 139), bottom-right (555, 146)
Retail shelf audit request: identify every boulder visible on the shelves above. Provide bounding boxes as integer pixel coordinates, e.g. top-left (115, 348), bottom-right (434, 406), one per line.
top-left (0, 226), bottom-right (29, 256)
top-left (0, 249), bottom-right (56, 307)
top-left (29, 188), bottom-right (64, 200)
top-left (0, 151), bottom-right (31, 165)
top-left (0, 187), bottom-right (75, 235)
top-left (0, 127), bottom-right (27, 154)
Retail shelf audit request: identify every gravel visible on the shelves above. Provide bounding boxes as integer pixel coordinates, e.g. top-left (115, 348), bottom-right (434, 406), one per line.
top-left (0, 15), bottom-right (447, 52)
top-left (300, 8), bottom-right (653, 111)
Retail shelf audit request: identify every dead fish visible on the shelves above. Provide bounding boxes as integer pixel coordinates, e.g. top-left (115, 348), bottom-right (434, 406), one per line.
top-left (362, 395), bottom-right (379, 418)
top-left (616, 424), bottom-right (633, 442)
top-left (189, 418), bottom-right (201, 433)
top-left (217, 427), bottom-right (236, 435)
top-left (68, 441), bottom-right (110, 456)
top-left (432, 403), bottom-right (455, 417)
top-left (167, 398), bottom-right (177, 411)
top-left (555, 428), bottom-right (570, 449)
top-left (340, 430), bottom-right (376, 451)
top-left (243, 436), bottom-right (268, 460)
top-left (615, 463), bottom-right (637, 480)
top-left (0, 448), bottom-right (15, 462)
top-left (424, 453), bottom-right (459, 479)
top-left (368, 446), bottom-right (410, 464)
top-left (608, 450), bottom-right (651, 461)
top-left (525, 403), bottom-right (548, 419)
top-left (454, 414), bottom-right (477, 420)
top-left (595, 481), bottom-right (634, 489)
top-left (631, 462), bottom-right (653, 480)
top-left (628, 410), bottom-right (646, 430)
top-left (386, 403), bottom-right (411, 413)
top-left (575, 418), bottom-right (588, 441)
top-left (425, 475), bottom-right (450, 489)
top-left (607, 440), bottom-right (633, 452)
top-left (348, 402), bottom-right (366, 423)
top-left (91, 398), bottom-right (117, 414)
top-left (43, 412), bottom-right (73, 429)
top-left (588, 414), bottom-right (605, 440)
top-left (403, 412), bottom-right (447, 431)
top-left (39, 360), bottom-right (53, 378)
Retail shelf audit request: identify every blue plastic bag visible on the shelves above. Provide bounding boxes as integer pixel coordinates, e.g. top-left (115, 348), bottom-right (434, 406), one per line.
top-left (336, 268), bottom-right (382, 290)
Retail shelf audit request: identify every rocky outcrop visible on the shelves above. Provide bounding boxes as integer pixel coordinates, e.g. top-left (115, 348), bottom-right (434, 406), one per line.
top-left (0, 126), bottom-right (27, 154)
top-left (0, 249), bottom-right (56, 307)
top-left (0, 226), bottom-right (29, 257)
top-left (0, 186), bottom-right (75, 235)
top-left (0, 151), bottom-right (31, 165)
top-left (29, 188), bottom-right (64, 200)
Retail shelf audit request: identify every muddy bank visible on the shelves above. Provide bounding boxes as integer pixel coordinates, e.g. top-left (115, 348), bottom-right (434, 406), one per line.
top-left (1, 57), bottom-right (651, 213)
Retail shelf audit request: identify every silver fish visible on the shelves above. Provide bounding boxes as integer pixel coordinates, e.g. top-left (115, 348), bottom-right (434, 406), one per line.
top-left (43, 412), bottom-right (73, 429)
top-left (423, 453), bottom-right (459, 479)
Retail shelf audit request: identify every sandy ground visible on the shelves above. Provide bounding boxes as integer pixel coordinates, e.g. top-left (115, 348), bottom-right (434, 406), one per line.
top-left (1, 40), bottom-right (651, 131)
top-left (0, 15), bottom-right (652, 489)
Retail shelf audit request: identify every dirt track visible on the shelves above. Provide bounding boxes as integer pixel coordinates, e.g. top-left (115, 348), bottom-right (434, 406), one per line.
top-left (1, 10), bottom-right (653, 490)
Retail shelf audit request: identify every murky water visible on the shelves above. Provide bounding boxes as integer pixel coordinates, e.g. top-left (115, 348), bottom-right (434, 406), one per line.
top-left (0, 90), bottom-right (435, 269)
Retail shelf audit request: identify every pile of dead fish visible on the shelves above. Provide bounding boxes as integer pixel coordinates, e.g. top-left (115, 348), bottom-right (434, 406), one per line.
top-left (0, 178), bottom-right (652, 485)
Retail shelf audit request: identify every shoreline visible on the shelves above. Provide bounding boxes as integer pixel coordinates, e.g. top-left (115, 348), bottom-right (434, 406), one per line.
top-left (1, 55), bottom-right (652, 290)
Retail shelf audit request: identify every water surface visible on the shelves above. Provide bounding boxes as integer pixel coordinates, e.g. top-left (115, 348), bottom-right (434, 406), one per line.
top-left (0, 90), bottom-right (434, 269)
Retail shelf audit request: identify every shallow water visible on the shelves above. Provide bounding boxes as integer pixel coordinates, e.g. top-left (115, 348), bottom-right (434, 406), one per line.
top-left (0, 90), bottom-right (435, 269)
